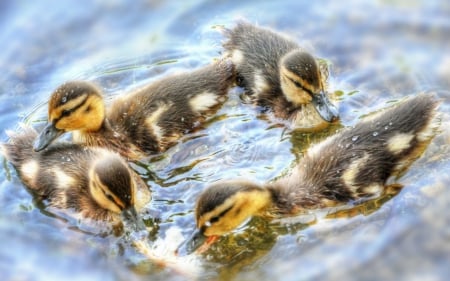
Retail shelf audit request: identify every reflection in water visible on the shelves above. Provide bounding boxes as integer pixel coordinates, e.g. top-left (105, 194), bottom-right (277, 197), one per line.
top-left (1, 1), bottom-right (449, 281)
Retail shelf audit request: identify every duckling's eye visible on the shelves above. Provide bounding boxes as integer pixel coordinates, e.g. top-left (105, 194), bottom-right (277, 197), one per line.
top-left (288, 77), bottom-right (304, 89)
top-left (289, 77), bottom-right (314, 97)
top-left (210, 216), bottom-right (220, 224)
top-left (61, 109), bottom-right (71, 117)
top-left (105, 193), bottom-right (114, 202)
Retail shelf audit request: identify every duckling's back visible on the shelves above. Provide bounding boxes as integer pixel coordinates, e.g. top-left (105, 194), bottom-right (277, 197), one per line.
top-left (3, 128), bottom-right (89, 193)
top-left (274, 94), bottom-right (440, 210)
top-left (2, 128), bottom-right (112, 220)
top-left (223, 22), bottom-right (298, 94)
top-left (108, 59), bottom-right (235, 153)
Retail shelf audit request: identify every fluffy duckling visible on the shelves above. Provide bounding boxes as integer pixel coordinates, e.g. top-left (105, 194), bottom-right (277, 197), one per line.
top-left (178, 94), bottom-right (440, 254)
top-left (2, 127), bottom-right (151, 228)
top-left (33, 60), bottom-right (234, 160)
top-left (223, 22), bottom-right (339, 130)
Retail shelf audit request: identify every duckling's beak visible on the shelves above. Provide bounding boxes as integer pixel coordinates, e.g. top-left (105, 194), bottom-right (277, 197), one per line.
top-left (121, 206), bottom-right (146, 232)
top-left (176, 229), bottom-right (220, 256)
top-left (176, 229), bottom-right (206, 256)
top-left (33, 123), bottom-right (64, 151)
top-left (312, 91), bottom-right (339, 122)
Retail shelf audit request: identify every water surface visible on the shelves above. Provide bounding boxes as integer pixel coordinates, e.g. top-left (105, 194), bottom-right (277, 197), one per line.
top-left (1, 1), bottom-right (449, 281)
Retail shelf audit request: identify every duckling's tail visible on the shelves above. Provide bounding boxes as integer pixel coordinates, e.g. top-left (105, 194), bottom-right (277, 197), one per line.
top-left (2, 126), bottom-right (37, 166)
top-left (379, 94), bottom-right (440, 140)
top-left (352, 93), bottom-right (440, 179)
top-left (386, 94), bottom-right (441, 177)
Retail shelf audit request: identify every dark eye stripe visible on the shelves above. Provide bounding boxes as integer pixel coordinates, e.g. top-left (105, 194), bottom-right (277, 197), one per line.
top-left (288, 77), bottom-right (315, 97)
top-left (208, 205), bottom-right (233, 225)
top-left (93, 179), bottom-right (123, 210)
top-left (102, 188), bottom-right (125, 210)
top-left (54, 95), bottom-right (89, 123)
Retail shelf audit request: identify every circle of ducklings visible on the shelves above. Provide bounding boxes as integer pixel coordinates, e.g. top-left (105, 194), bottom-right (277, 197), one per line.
top-left (1, 22), bottom-right (440, 257)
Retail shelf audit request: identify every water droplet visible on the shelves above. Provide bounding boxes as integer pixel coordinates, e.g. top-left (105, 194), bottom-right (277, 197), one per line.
top-left (61, 96), bottom-right (67, 103)
top-left (373, 131), bottom-right (379, 137)
top-left (352, 135), bottom-right (359, 142)
top-left (389, 122), bottom-right (393, 126)
top-left (384, 126), bottom-right (389, 130)
top-left (345, 143), bottom-right (351, 148)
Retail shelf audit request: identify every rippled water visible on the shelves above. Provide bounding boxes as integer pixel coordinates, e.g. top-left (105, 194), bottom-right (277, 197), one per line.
top-left (1, 1), bottom-right (449, 281)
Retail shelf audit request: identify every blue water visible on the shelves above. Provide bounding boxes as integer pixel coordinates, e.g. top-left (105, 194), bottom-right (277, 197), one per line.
top-left (1, 1), bottom-right (449, 280)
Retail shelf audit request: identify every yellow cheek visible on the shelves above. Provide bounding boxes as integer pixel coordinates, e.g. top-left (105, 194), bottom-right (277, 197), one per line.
top-left (55, 116), bottom-right (82, 130)
top-left (203, 218), bottom-right (243, 236)
top-left (90, 185), bottom-right (122, 214)
top-left (280, 76), bottom-right (312, 105)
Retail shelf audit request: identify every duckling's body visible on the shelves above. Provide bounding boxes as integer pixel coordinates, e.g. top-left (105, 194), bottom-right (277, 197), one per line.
top-left (223, 22), bottom-right (338, 129)
top-left (178, 94), bottom-right (440, 253)
top-left (3, 128), bottom-right (150, 224)
top-left (34, 60), bottom-right (234, 160)
top-left (267, 95), bottom-right (439, 213)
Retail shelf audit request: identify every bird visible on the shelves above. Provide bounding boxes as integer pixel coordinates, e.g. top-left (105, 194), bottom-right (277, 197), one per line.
top-left (33, 60), bottom-right (235, 160)
top-left (2, 127), bottom-right (151, 229)
top-left (177, 94), bottom-right (440, 254)
top-left (222, 22), bottom-right (339, 130)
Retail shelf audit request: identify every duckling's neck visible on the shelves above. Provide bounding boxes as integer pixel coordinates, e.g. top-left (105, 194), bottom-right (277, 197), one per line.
top-left (265, 181), bottom-right (325, 215)
top-left (73, 119), bottom-right (144, 160)
top-left (289, 103), bottom-right (330, 131)
top-left (269, 98), bottom-right (329, 130)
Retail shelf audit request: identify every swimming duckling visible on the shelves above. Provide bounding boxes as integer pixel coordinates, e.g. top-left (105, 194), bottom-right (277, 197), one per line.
top-left (178, 94), bottom-right (440, 254)
top-left (33, 60), bottom-right (234, 160)
top-left (2, 127), bottom-right (151, 228)
top-left (222, 22), bottom-right (339, 130)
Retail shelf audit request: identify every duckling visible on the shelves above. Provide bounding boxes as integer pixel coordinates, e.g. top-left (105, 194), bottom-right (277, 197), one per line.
top-left (33, 60), bottom-right (234, 160)
top-left (222, 22), bottom-right (339, 129)
top-left (2, 127), bottom-right (151, 228)
top-left (178, 94), bottom-right (440, 254)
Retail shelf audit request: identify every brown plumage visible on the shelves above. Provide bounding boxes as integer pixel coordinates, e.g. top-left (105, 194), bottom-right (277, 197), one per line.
top-left (2, 127), bottom-right (150, 224)
top-left (177, 94), bottom-right (440, 254)
top-left (223, 22), bottom-right (338, 129)
top-left (34, 60), bottom-right (235, 160)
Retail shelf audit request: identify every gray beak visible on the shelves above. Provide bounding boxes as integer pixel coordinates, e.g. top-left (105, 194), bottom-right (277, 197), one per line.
top-left (121, 206), bottom-right (146, 232)
top-left (176, 229), bottom-right (206, 256)
top-left (312, 90), bottom-right (339, 122)
top-left (33, 123), bottom-right (64, 151)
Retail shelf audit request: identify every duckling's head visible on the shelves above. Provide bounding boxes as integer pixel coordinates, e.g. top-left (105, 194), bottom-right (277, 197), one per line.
top-left (177, 180), bottom-right (271, 255)
top-left (34, 81), bottom-right (105, 151)
top-left (280, 51), bottom-right (338, 122)
top-left (89, 154), bottom-right (143, 230)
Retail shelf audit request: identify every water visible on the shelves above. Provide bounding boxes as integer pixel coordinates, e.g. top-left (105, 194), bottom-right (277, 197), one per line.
top-left (1, 1), bottom-right (449, 280)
